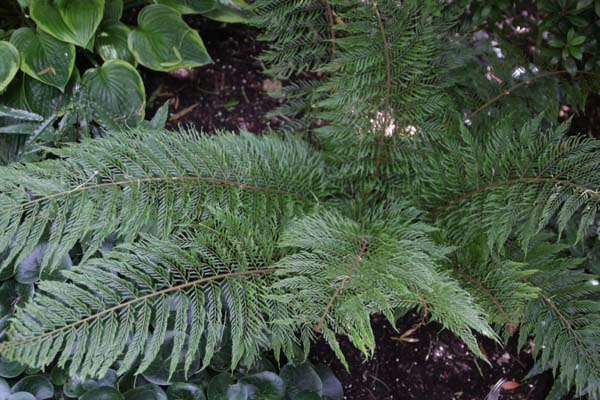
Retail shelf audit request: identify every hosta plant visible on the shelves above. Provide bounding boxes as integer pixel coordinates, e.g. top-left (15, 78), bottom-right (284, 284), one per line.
top-left (0, 0), bottom-right (250, 163)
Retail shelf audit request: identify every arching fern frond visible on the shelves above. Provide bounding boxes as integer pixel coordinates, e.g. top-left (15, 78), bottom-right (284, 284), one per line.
top-left (0, 130), bottom-right (327, 276)
top-left (518, 244), bottom-right (600, 399)
top-left (0, 225), bottom-right (281, 381)
top-left (414, 117), bottom-right (600, 251)
top-left (273, 204), bottom-right (496, 367)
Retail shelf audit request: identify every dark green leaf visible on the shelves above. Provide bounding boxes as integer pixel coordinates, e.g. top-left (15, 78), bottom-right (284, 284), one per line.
top-left (7, 393), bottom-right (37, 400)
top-left (128, 5), bottom-right (212, 71)
top-left (240, 372), bottom-right (284, 400)
top-left (291, 392), bottom-right (320, 400)
top-left (279, 364), bottom-right (322, 399)
top-left (30, 0), bottom-right (105, 48)
top-left (203, 0), bottom-right (250, 23)
top-left (0, 41), bottom-right (20, 93)
top-left (141, 332), bottom-right (201, 386)
top-left (103, 0), bottom-right (124, 23)
top-left (153, 0), bottom-right (215, 14)
top-left (0, 355), bottom-right (26, 378)
top-left (10, 375), bottom-right (53, 399)
top-left (15, 243), bottom-right (72, 284)
top-left (166, 383), bottom-right (205, 400)
top-left (0, 105), bottom-right (43, 121)
top-left (81, 60), bottom-right (145, 127)
top-left (96, 23), bottom-right (135, 64)
top-left (10, 27), bottom-right (75, 90)
top-left (125, 385), bottom-right (167, 400)
top-left (81, 387), bottom-right (125, 400)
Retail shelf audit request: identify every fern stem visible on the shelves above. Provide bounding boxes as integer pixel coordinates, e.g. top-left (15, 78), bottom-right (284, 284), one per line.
top-left (0, 268), bottom-right (278, 351)
top-left (2, 176), bottom-right (300, 214)
top-left (433, 176), bottom-right (600, 217)
top-left (456, 270), bottom-right (517, 331)
top-left (468, 70), bottom-right (599, 120)
top-left (371, 0), bottom-right (393, 177)
top-left (542, 295), bottom-right (600, 377)
top-left (314, 237), bottom-right (369, 333)
top-left (318, 0), bottom-right (336, 59)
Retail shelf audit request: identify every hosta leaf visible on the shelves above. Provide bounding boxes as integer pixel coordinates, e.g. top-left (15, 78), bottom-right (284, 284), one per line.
top-left (0, 41), bottom-right (20, 93)
top-left (166, 383), bottom-right (205, 400)
top-left (10, 375), bottom-right (54, 399)
top-left (240, 372), bottom-right (285, 400)
top-left (279, 364), bottom-right (322, 399)
top-left (10, 27), bottom-right (75, 91)
top-left (95, 23), bottom-right (135, 64)
top-left (103, 0), bottom-right (124, 23)
top-left (81, 60), bottom-right (145, 127)
top-left (22, 74), bottom-right (73, 117)
top-left (128, 5), bottom-right (212, 71)
top-left (124, 385), bottom-right (167, 400)
top-left (30, 0), bottom-right (105, 48)
top-left (80, 387), bottom-right (124, 400)
top-left (203, 0), bottom-right (250, 23)
top-left (152, 0), bottom-right (215, 14)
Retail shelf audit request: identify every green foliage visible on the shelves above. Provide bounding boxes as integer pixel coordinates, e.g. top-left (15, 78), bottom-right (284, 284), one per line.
top-left (0, 0), bottom-right (251, 163)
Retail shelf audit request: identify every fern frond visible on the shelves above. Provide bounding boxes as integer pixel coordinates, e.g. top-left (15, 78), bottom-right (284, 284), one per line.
top-left (518, 246), bottom-right (600, 398)
top-left (0, 223), bottom-right (282, 380)
top-left (414, 117), bottom-right (600, 251)
top-left (0, 130), bottom-right (326, 276)
top-left (273, 204), bottom-right (496, 367)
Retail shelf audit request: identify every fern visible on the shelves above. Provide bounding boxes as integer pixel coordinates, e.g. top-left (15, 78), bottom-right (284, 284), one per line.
top-left (274, 205), bottom-right (496, 366)
top-left (412, 116), bottom-right (600, 251)
top-left (0, 130), bottom-right (326, 276)
top-left (517, 241), bottom-right (600, 398)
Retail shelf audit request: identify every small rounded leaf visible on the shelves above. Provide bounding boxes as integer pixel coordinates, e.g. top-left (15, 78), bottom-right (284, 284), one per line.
top-left (15, 243), bottom-right (72, 284)
top-left (81, 387), bottom-right (125, 400)
top-left (10, 27), bottom-right (75, 90)
top-left (125, 384), bottom-right (167, 400)
top-left (0, 355), bottom-right (27, 379)
top-left (279, 364), bottom-right (323, 399)
top-left (10, 375), bottom-right (54, 400)
top-left (81, 60), bottom-right (145, 127)
top-left (292, 391), bottom-right (320, 400)
top-left (128, 5), bottom-right (212, 71)
top-left (207, 374), bottom-right (249, 400)
top-left (30, 0), bottom-right (105, 48)
top-left (240, 372), bottom-right (285, 400)
top-left (0, 41), bottom-right (20, 93)
top-left (166, 383), bottom-right (205, 400)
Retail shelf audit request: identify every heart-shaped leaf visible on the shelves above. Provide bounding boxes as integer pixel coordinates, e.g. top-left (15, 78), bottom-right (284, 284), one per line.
top-left (30, 0), bottom-right (105, 48)
top-left (279, 364), bottom-right (323, 399)
top-left (128, 5), bottom-right (212, 71)
top-left (10, 27), bottom-right (75, 90)
top-left (81, 60), bottom-right (145, 127)
top-left (63, 369), bottom-right (118, 398)
top-left (96, 23), bottom-right (135, 64)
top-left (240, 372), bottom-right (285, 400)
top-left (152, 0), bottom-right (215, 14)
top-left (124, 385), bottom-right (167, 400)
top-left (11, 375), bottom-right (54, 400)
top-left (0, 378), bottom-right (10, 398)
top-left (81, 387), bottom-right (124, 400)
top-left (0, 41), bottom-right (20, 93)
top-left (203, 0), bottom-right (250, 23)
top-left (166, 383), bottom-right (205, 400)
top-left (21, 71), bottom-right (77, 117)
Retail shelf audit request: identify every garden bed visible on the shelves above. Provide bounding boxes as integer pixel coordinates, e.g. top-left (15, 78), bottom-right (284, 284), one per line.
top-left (145, 17), bottom-right (559, 400)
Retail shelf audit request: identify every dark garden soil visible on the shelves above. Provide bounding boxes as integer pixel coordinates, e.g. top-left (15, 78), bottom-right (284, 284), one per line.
top-left (138, 17), bottom-right (581, 400)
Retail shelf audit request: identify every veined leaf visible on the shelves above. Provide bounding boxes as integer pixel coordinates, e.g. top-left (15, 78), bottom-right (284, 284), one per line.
top-left (95, 23), bottom-right (135, 64)
top-left (10, 27), bottom-right (75, 91)
top-left (0, 41), bottom-right (20, 93)
top-left (81, 60), bottom-right (145, 127)
top-left (30, 0), bottom-right (105, 48)
top-left (152, 0), bottom-right (215, 14)
top-left (203, 0), bottom-right (250, 23)
top-left (128, 5), bottom-right (212, 72)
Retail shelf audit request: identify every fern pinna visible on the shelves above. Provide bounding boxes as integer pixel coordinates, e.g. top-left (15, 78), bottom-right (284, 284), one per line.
top-left (0, 0), bottom-right (600, 398)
